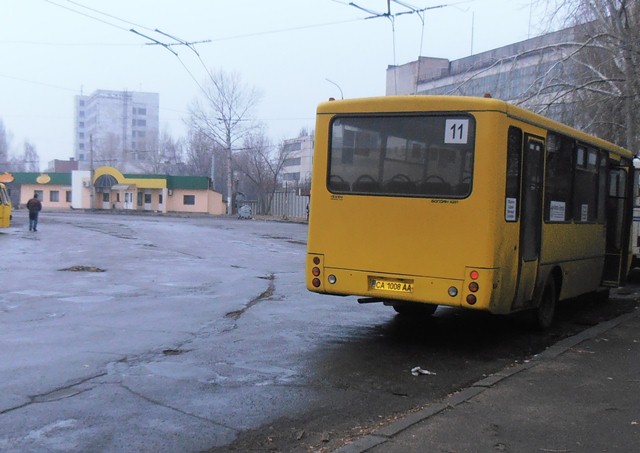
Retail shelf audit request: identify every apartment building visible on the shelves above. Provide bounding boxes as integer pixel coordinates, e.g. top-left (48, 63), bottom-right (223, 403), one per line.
top-left (386, 24), bottom-right (582, 123)
top-left (75, 90), bottom-right (159, 170)
top-left (281, 134), bottom-right (314, 188)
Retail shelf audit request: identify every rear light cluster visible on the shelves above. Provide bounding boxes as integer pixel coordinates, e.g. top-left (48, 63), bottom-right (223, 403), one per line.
top-left (466, 270), bottom-right (479, 305)
top-left (311, 256), bottom-right (321, 288)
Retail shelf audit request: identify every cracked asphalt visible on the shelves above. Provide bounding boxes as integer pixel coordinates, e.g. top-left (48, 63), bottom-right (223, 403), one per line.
top-left (2, 210), bottom-right (639, 453)
top-left (1, 210), bottom-right (315, 452)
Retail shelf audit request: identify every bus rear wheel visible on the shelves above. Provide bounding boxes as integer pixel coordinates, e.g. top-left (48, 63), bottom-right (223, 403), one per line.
top-left (392, 302), bottom-right (438, 317)
top-left (533, 278), bottom-right (557, 330)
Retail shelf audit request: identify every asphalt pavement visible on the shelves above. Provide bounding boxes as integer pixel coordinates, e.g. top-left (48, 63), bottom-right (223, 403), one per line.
top-left (4, 210), bottom-right (639, 453)
top-left (334, 307), bottom-right (640, 453)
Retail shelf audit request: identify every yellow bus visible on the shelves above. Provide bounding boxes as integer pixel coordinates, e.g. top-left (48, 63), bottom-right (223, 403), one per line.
top-left (306, 96), bottom-right (634, 328)
top-left (0, 182), bottom-right (11, 228)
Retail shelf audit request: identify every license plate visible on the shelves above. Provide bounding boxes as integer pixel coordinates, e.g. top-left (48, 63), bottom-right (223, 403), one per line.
top-left (370, 277), bottom-right (414, 293)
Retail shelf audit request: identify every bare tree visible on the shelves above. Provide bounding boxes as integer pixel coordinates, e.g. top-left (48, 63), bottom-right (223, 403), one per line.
top-left (152, 129), bottom-right (186, 175)
top-left (136, 128), bottom-right (182, 174)
top-left (94, 133), bottom-right (121, 167)
top-left (418, 1), bottom-right (638, 151)
top-left (183, 128), bottom-right (228, 192)
top-left (187, 69), bottom-right (262, 213)
top-left (526, 0), bottom-right (640, 151)
top-left (0, 120), bottom-right (9, 169)
top-left (184, 129), bottom-right (214, 177)
top-left (0, 123), bottom-right (40, 172)
top-left (7, 156), bottom-right (25, 172)
top-left (23, 141), bottom-right (40, 172)
top-left (234, 131), bottom-right (291, 215)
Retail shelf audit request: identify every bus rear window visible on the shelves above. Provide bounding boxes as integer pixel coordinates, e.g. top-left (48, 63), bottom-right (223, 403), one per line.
top-left (327, 114), bottom-right (475, 198)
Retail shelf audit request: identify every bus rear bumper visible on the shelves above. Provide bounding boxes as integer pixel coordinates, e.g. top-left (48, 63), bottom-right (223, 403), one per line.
top-left (306, 255), bottom-right (499, 312)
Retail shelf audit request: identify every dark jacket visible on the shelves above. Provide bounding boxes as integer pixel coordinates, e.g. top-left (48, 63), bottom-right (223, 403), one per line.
top-left (26, 197), bottom-right (42, 214)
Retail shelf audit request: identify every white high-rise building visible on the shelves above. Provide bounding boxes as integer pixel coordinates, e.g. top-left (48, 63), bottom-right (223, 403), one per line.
top-left (281, 134), bottom-right (314, 188)
top-left (74, 90), bottom-right (159, 170)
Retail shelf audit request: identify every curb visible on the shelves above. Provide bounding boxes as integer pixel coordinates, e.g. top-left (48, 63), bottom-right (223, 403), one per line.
top-left (332, 308), bottom-right (640, 453)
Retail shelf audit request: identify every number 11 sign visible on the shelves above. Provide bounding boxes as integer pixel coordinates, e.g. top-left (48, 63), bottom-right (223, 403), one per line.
top-left (444, 119), bottom-right (469, 144)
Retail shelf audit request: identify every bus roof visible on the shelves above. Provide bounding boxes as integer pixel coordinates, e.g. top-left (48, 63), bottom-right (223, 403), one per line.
top-left (316, 95), bottom-right (634, 160)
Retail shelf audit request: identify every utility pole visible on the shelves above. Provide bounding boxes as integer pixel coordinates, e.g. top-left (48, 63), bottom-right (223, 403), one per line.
top-left (226, 130), bottom-right (233, 215)
top-left (90, 134), bottom-right (95, 210)
top-left (210, 152), bottom-right (215, 189)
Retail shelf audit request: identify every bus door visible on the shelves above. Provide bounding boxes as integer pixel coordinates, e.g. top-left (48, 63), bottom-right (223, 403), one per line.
top-left (513, 136), bottom-right (545, 308)
top-left (602, 163), bottom-right (633, 286)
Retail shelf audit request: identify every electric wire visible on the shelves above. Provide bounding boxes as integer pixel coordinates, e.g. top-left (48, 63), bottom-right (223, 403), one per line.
top-left (415, 8), bottom-right (427, 94)
top-left (60, 0), bottom-right (156, 32)
top-left (43, 0), bottom-right (130, 32)
top-left (17, 0), bottom-right (470, 157)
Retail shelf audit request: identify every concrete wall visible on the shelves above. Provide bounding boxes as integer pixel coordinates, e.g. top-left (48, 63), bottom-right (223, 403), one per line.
top-left (166, 188), bottom-right (224, 215)
top-left (19, 184), bottom-right (72, 210)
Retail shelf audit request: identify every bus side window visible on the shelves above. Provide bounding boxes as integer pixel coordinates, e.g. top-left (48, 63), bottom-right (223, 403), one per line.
top-left (597, 152), bottom-right (608, 223)
top-left (573, 145), bottom-right (599, 222)
top-left (544, 133), bottom-right (574, 222)
top-left (505, 126), bottom-right (522, 222)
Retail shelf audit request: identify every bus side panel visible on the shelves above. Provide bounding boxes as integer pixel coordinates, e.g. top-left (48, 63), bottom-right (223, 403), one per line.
top-left (478, 117), bottom-right (522, 314)
top-left (542, 223), bottom-right (605, 300)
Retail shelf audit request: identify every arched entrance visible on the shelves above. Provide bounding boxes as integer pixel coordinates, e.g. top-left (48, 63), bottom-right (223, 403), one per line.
top-left (94, 174), bottom-right (117, 209)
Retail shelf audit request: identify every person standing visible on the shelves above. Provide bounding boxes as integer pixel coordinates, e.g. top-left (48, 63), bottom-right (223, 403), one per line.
top-left (26, 193), bottom-right (42, 232)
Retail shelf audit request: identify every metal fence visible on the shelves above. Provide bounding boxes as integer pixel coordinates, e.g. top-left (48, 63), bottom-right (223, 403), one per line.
top-left (241, 190), bottom-right (310, 220)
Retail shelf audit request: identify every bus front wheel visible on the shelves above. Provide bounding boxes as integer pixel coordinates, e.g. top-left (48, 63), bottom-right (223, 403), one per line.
top-left (533, 278), bottom-right (557, 330)
top-left (392, 302), bottom-right (438, 317)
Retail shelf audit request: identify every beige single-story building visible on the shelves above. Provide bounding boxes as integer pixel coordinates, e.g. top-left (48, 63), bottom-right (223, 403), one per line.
top-left (7, 166), bottom-right (225, 215)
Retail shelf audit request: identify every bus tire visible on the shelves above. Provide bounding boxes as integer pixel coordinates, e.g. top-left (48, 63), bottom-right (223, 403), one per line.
top-left (533, 278), bottom-right (557, 330)
top-left (392, 302), bottom-right (437, 317)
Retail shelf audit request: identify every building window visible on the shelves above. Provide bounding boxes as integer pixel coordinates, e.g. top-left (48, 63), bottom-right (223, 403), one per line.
top-left (284, 141), bottom-right (302, 152)
top-left (50, 191), bottom-right (59, 202)
top-left (102, 192), bottom-right (110, 202)
top-left (66, 191), bottom-right (72, 202)
top-left (144, 193), bottom-right (152, 204)
top-left (283, 157), bottom-right (301, 167)
top-left (159, 194), bottom-right (163, 204)
top-left (183, 195), bottom-right (195, 205)
top-left (35, 190), bottom-right (44, 200)
top-left (137, 192), bottom-right (143, 206)
top-left (283, 172), bottom-right (300, 181)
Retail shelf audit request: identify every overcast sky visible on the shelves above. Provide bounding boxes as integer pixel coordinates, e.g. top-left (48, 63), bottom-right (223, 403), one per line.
top-left (1, 0), bottom-right (549, 169)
